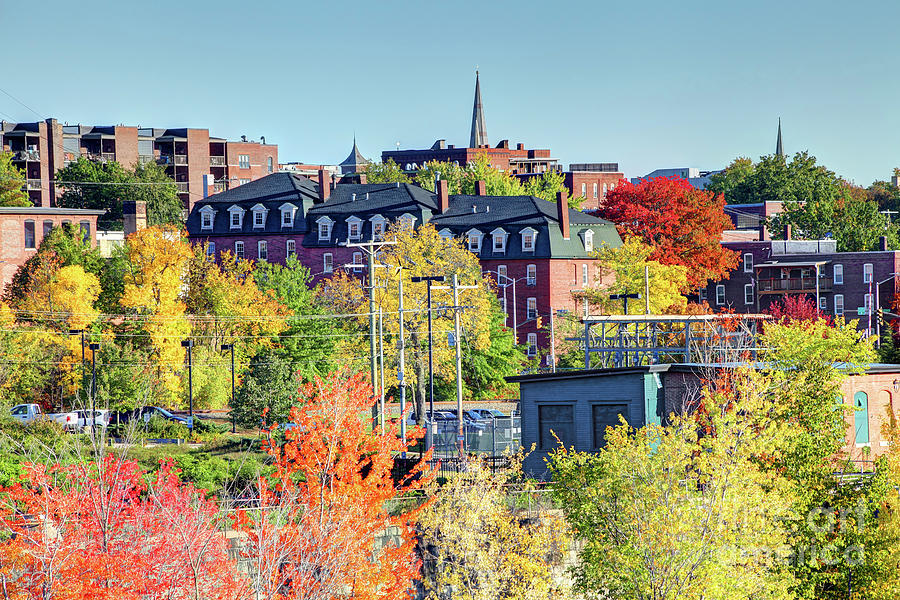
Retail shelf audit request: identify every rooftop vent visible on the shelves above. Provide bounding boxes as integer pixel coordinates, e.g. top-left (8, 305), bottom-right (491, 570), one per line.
top-left (472, 205), bottom-right (477, 213)
top-left (351, 193), bottom-right (356, 202)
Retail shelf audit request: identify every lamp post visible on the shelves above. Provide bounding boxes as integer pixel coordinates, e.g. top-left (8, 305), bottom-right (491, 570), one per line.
top-left (221, 343), bottom-right (236, 433)
top-left (181, 339), bottom-right (194, 431)
top-left (411, 275), bottom-right (445, 450)
top-left (68, 329), bottom-right (85, 411)
top-left (88, 342), bottom-right (100, 437)
top-left (609, 292), bottom-right (642, 315)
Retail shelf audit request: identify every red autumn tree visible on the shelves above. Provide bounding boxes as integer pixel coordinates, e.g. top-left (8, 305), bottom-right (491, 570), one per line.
top-left (235, 371), bottom-right (432, 600)
top-left (767, 294), bottom-right (831, 325)
top-left (596, 176), bottom-right (738, 287)
top-left (0, 456), bottom-right (243, 600)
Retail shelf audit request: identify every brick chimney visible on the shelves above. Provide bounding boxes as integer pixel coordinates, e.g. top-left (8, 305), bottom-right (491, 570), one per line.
top-left (317, 169), bottom-right (330, 203)
top-left (881, 235), bottom-right (889, 251)
top-left (437, 179), bottom-right (449, 213)
top-left (557, 190), bottom-right (570, 239)
top-left (358, 173), bottom-right (367, 185)
top-left (475, 180), bottom-right (486, 196)
top-left (783, 224), bottom-right (791, 240)
top-left (123, 200), bottom-right (147, 236)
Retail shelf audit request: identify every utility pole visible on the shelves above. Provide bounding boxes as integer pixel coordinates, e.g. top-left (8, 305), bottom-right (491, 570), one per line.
top-left (434, 274), bottom-right (477, 457)
top-left (378, 308), bottom-right (385, 434)
top-left (69, 329), bottom-right (85, 411)
top-left (644, 265), bottom-right (651, 314)
top-left (181, 339), bottom-right (194, 431)
top-left (221, 343), bottom-right (235, 433)
top-left (411, 275), bottom-right (445, 450)
top-left (88, 342), bottom-right (100, 437)
top-left (343, 239), bottom-right (396, 424)
top-left (550, 308), bottom-right (556, 373)
top-left (610, 292), bottom-right (641, 315)
top-left (397, 268), bottom-right (407, 448)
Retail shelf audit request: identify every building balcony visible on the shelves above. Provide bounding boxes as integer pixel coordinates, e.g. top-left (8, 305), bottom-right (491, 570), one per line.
top-left (176, 182), bottom-right (189, 193)
top-left (86, 152), bottom-right (115, 163)
top-left (174, 154), bottom-right (188, 165)
top-left (13, 150), bottom-right (40, 161)
top-left (213, 182), bottom-right (226, 193)
top-left (25, 179), bottom-right (42, 191)
top-left (757, 277), bottom-right (833, 294)
top-left (138, 155), bottom-right (154, 165)
top-left (210, 156), bottom-right (226, 166)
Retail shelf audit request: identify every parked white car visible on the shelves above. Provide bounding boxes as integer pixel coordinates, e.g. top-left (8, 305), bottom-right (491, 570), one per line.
top-left (75, 409), bottom-right (109, 429)
top-left (10, 404), bottom-right (44, 424)
top-left (47, 411), bottom-right (78, 430)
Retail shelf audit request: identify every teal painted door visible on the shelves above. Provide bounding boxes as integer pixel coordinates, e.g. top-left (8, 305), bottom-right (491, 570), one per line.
top-left (854, 391), bottom-right (869, 445)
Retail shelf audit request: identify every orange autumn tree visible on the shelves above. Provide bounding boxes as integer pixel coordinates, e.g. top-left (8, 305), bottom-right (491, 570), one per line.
top-left (596, 176), bottom-right (738, 288)
top-left (236, 371), bottom-right (432, 600)
top-left (0, 455), bottom-right (243, 600)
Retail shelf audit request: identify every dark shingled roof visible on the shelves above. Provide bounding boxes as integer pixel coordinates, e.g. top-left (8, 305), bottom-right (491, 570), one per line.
top-left (200, 172), bottom-right (319, 204)
top-left (308, 183), bottom-right (438, 215)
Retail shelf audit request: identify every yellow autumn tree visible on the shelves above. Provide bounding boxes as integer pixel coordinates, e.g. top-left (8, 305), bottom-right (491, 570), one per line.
top-left (418, 452), bottom-right (574, 600)
top-left (319, 223), bottom-right (495, 423)
top-left (120, 226), bottom-right (193, 405)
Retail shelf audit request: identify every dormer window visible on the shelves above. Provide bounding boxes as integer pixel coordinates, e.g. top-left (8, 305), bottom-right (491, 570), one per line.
top-left (370, 215), bottom-right (386, 240)
top-left (199, 206), bottom-right (216, 231)
top-left (467, 229), bottom-right (483, 253)
top-left (316, 216), bottom-right (334, 242)
top-left (251, 204), bottom-right (268, 229)
top-left (346, 216), bottom-right (363, 241)
top-left (582, 229), bottom-right (594, 253)
top-left (438, 228), bottom-right (454, 241)
top-left (520, 227), bottom-right (537, 252)
top-left (228, 205), bottom-right (245, 230)
top-left (491, 228), bottom-right (507, 254)
top-left (399, 213), bottom-right (416, 228)
top-left (279, 203), bottom-right (297, 228)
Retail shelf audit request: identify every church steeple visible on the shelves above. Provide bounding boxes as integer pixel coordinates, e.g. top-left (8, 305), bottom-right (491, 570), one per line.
top-left (775, 118), bottom-right (784, 157)
top-left (469, 70), bottom-right (488, 148)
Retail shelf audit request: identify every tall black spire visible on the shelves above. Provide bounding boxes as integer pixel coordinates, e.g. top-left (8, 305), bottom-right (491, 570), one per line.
top-left (775, 118), bottom-right (784, 157)
top-left (469, 70), bottom-right (488, 148)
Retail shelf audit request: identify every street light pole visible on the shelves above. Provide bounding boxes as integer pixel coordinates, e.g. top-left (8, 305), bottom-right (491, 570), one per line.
top-left (222, 343), bottom-right (235, 433)
top-left (88, 342), bottom-right (100, 437)
top-left (69, 329), bottom-right (85, 411)
top-left (411, 275), bottom-right (445, 450)
top-left (397, 267), bottom-right (407, 447)
top-left (181, 339), bottom-right (194, 431)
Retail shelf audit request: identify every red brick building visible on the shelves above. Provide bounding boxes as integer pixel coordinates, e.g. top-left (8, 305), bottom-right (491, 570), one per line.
top-left (518, 163), bottom-right (624, 211)
top-left (186, 171), bottom-right (622, 360)
top-left (1, 120), bottom-right (278, 210)
top-left (0, 207), bottom-right (104, 290)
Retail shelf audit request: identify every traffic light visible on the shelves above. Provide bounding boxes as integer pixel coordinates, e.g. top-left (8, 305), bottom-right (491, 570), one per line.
top-left (535, 316), bottom-right (543, 329)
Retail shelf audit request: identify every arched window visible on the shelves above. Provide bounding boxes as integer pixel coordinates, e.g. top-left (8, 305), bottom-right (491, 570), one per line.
top-left (854, 391), bottom-right (869, 445)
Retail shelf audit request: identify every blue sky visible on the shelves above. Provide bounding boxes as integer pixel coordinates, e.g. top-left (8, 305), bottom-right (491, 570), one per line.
top-left (2, 0), bottom-right (898, 185)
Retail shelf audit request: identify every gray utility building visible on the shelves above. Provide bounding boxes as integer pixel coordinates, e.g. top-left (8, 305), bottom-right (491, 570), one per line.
top-left (508, 364), bottom-right (712, 479)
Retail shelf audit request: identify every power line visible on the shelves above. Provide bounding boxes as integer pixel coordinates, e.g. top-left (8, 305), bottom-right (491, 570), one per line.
top-left (0, 87), bottom-right (45, 120)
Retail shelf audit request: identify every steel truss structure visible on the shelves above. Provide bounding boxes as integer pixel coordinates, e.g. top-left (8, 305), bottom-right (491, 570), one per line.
top-left (579, 314), bottom-right (771, 369)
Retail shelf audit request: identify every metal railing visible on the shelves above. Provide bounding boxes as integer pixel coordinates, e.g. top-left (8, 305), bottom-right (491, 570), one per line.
top-left (426, 416), bottom-right (521, 459)
top-left (757, 277), bottom-right (833, 293)
top-left (174, 154), bottom-right (188, 165)
top-left (138, 155), bottom-right (154, 164)
top-left (210, 156), bottom-right (226, 166)
top-left (13, 150), bottom-right (40, 161)
top-left (176, 182), bottom-right (189, 193)
top-left (25, 179), bottom-right (41, 190)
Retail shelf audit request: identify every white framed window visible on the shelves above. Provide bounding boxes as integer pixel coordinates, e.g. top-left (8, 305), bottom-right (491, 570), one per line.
top-left (201, 211), bottom-right (213, 230)
top-left (206, 242), bottom-right (215, 259)
top-left (317, 217), bottom-right (333, 242)
top-left (592, 183), bottom-right (598, 198)
top-left (238, 154), bottom-right (250, 168)
top-left (864, 263), bottom-right (873, 284)
top-left (527, 264), bottom-right (536, 286)
top-left (280, 204), bottom-right (296, 228)
top-left (323, 253), bottom-right (333, 273)
top-left (372, 219), bottom-right (385, 240)
top-left (527, 297), bottom-right (537, 319)
top-left (699, 287), bottom-right (708, 302)
top-left (253, 210), bottom-right (265, 228)
top-left (819, 296), bottom-right (827, 311)
top-left (716, 284), bottom-right (726, 305)
top-left (399, 213), bottom-right (416, 228)
top-left (438, 228), bottom-right (454, 241)
top-left (492, 228), bottom-right (507, 253)
top-left (267, 156), bottom-right (273, 173)
top-left (467, 230), bottom-right (482, 252)
top-left (743, 252), bottom-right (753, 273)
top-left (582, 297), bottom-right (589, 317)
top-left (835, 294), bottom-right (844, 316)
top-left (527, 333), bottom-right (537, 357)
top-left (521, 227), bottom-right (537, 252)
top-left (602, 183), bottom-right (608, 197)
top-left (497, 265), bottom-right (507, 283)
top-left (347, 217), bottom-right (362, 241)
top-left (239, 178), bottom-right (250, 185)
top-left (286, 239), bottom-right (296, 258)
top-left (583, 229), bottom-right (594, 253)
top-left (744, 283), bottom-right (754, 305)
top-left (257, 240), bottom-right (267, 261)
top-left (581, 183), bottom-right (586, 197)
top-left (234, 241), bottom-right (244, 259)
top-left (582, 264), bottom-right (589, 286)
top-left (352, 251), bottom-right (363, 272)
top-left (834, 264), bottom-right (843, 285)
top-left (228, 206), bottom-right (244, 229)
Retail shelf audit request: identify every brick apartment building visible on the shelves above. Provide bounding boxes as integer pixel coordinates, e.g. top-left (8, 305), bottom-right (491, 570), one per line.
top-left (0, 206), bottom-right (104, 290)
top-left (1, 119), bottom-right (277, 210)
top-left (701, 234), bottom-right (900, 335)
top-left (518, 163), bottom-right (624, 212)
top-left (185, 171), bottom-right (621, 359)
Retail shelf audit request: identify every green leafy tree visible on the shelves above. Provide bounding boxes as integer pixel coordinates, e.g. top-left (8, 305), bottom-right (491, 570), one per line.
top-left (0, 151), bottom-right (30, 207)
top-left (232, 351), bottom-right (300, 428)
top-left (56, 157), bottom-right (183, 228)
top-left (461, 295), bottom-right (526, 401)
top-left (522, 170), bottom-right (583, 209)
top-left (363, 158), bottom-right (410, 184)
top-left (866, 175), bottom-right (900, 213)
top-left (706, 156), bottom-right (755, 200)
